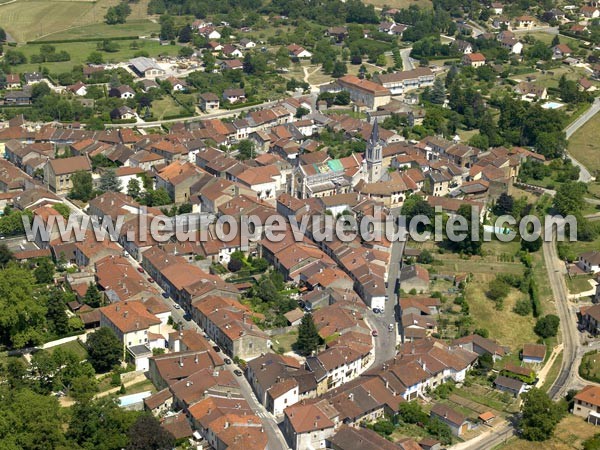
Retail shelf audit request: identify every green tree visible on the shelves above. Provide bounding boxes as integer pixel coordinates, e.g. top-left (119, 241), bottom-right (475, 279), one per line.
top-left (534, 314), bottom-right (560, 338)
top-left (0, 265), bottom-right (46, 348)
top-left (86, 327), bottom-right (122, 372)
top-left (0, 387), bottom-right (67, 449)
top-left (70, 171), bottom-right (94, 202)
top-left (237, 139), bottom-right (255, 160)
top-left (126, 414), bottom-right (175, 450)
top-left (332, 60), bottom-right (348, 78)
top-left (520, 388), bottom-right (565, 441)
top-left (34, 257), bottom-right (55, 284)
top-left (446, 204), bottom-right (482, 256)
top-left (159, 15), bottom-right (176, 41)
top-left (68, 397), bottom-right (139, 449)
top-left (553, 181), bottom-right (587, 216)
top-left (52, 203), bottom-right (70, 219)
top-left (46, 289), bottom-right (69, 336)
top-left (99, 169), bottom-right (123, 193)
top-left (494, 193), bottom-right (514, 216)
top-left (397, 401), bottom-right (428, 424)
top-left (0, 243), bottom-right (14, 266)
top-left (295, 313), bottom-right (322, 356)
top-left (430, 77), bottom-right (446, 105)
top-left (127, 178), bottom-right (141, 199)
top-left (426, 418), bottom-right (453, 445)
top-left (84, 283), bottom-right (103, 308)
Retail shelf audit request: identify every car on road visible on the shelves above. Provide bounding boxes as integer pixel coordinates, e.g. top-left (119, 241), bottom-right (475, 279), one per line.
top-left (372, 308), bottom-right (381, 314)
top-left (371, 330), bottom-right (378, 337)
top-left (388, 324), bottom-right (395, 332)
top-left (233, 369), bottom-right (243, 376)
top-left (137, 267), bottom-right (144, 273)
top-left (212, 346), bottom-right (221, 353)
top-left (174, 304), bottom-right (181, 309)
top-left (224, 358), bottom-right (232, 365)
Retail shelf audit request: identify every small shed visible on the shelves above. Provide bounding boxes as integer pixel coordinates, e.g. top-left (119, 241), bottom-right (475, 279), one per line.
top-left (284, 308), bottom-right (305, 326)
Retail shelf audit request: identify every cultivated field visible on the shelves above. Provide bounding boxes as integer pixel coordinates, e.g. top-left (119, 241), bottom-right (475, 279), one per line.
top-left (0, 0), bottom-right (153, 43)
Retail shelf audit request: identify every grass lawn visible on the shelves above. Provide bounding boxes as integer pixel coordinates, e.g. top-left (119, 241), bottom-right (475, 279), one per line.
top-left (495, 415), bottom-right (599, 450)
top-left (46, 339), bottom-right (88, 360)
top-left (151, 96), bottom-right (185, 120)
top-left (511, 66), bottom-right (588, 89)
top-left (16, 38), bottom-right (179, 74)
top-left (566, 274), bottom-right (595, 295)
top-left (36, 19), bottom-right (160, 41)
top-left (580, 350), bottom-right (600, 382)
top-left (271, 331), bottom-right (298, 353)
top-left (568, 111), bottom-right (600, 176)
top-left (120, 378), bottom-right (156, 395)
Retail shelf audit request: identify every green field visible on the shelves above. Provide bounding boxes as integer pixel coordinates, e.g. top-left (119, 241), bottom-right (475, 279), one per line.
top-left (36, 19), bottom-right (159, 41)
top-left (16, 38), bottom-right (178, 73)
top-left (0, 0), bottom-right (153, 43)
top-left (566, 274), bottom-right (595, 294)
top-left (568, 112), bottom-right (600, 176)
top-left (151, 96), bottom-right (184, 120)
top-left (46, 339), bottom-right (88, 359)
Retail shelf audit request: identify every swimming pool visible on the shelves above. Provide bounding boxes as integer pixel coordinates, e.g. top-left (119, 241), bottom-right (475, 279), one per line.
top-left (542, 101), bottom-right (564, 109)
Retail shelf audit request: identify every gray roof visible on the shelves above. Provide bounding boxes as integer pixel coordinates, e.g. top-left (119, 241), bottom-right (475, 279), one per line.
top-left (130, 57), bottom-right (162, 73)
top-left (494, 375), bottom-right (524, 391)
top-left (128, 344), bottom-right (152, 356)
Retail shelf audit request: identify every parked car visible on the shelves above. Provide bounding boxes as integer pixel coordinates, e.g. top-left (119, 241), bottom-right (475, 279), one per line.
top-left (224, 358), bottom-right (232, 365)
top-left (213, 346), bottom-right (221, 353)
top-left (137, 267), bottom-right (144, 273)
top-left (162, 292), bottom-right (169, 298)
top-left (372, 308), bottom-right (381, 314)
top-left (233, 369), bottom-right (243, 376)
top-left (371, 330), bottom-right (379, 337)
top-left (388, 324), bottom-right (395, 332)
top-left (174, 304), bottom-right (181, 309)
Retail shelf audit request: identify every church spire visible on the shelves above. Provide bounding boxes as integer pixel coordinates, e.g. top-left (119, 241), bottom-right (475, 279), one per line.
top-left (370, 118), bottom-right (380, 145)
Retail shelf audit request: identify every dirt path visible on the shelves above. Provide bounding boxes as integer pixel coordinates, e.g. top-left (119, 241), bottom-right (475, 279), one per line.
top-left (536, 344), bottom-right (563, 388)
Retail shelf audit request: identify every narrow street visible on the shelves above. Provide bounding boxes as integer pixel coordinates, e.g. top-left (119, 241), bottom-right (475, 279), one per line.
top-left (68, 200), bottom-right (290, 450)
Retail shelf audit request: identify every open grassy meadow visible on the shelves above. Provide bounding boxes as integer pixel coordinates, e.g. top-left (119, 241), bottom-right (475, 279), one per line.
top-left (495, 415), bottom-right (599, 450)
top-left (363, 0), bottom-right (431, 9)
top-left (17, 38), bottom-right (178, 73)
top-left (568, 112), bottom-right (600, 176)
top-left (0, 0), bottom-right (153, 43)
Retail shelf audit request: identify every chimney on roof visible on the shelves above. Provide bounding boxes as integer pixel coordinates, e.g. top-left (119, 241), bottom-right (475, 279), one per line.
top-left (124, 311), bottom-right (129, 318)
top-left (179, 356), bottom-right (183, 367)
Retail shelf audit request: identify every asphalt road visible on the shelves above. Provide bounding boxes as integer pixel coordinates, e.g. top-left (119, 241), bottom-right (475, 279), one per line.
top-left (543, 236), bottom-right (581, 400)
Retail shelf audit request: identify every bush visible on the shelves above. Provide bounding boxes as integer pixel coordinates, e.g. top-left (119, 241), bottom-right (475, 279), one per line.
top-left (514, 298), bottom-right (532, 316)
top-left (534, 314), bottom-right (560, 338)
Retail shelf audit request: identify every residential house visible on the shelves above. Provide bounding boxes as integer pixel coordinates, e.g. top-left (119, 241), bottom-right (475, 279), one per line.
top-left (67, 81), bottom-right (87, 96)
top-left (522, 343), bottom-right (546, 363)
top-left (199, 92), bottom-right (220, 112)
top-left (109, 85), bottom-right (136, 99)
top-left (490, 2), bottom-right (504, 14)
top-left (328, 426), bottom-right (402, 450)
top-left (99, 301), bottom-right (163, 357)
top-left (430, 404), bottom-right (469, 437)
top-left (166, 76), bottom-right (186, 91)
top-left (223, 88), bottom-right (246, 103)
top-left (6, 74), bottom-right (21, 90)
top-left (239, 38), bottom-right (256, 48)
top-left (110, 106), bottom-right (136, 120)
top-left (462, 53), bottom-right (486, 67)
top-left (514, 82), bottom-right (548, 101)
top-left (283, 403), bottom-right (337, 450)
top-left (44, 155), bottom-right (92, 194)
top-left (514, 15), bottom-right (536, 28)
top-left (574, 386), bottom-right (600, 425)
top-left (453, 39), bottom-right (473, 54)
top-left (553, 44), bottom-right (572, 59)
top-left (581, 6), bottom-right (600, 19)
top-left (494, 375), bottom-right (526, 397)
top-left (578, 251), bottom-right (600, 273)
top-left (288, 44), bottom-right (312, 59)
top-left (453, 334), bottom-right (506, 361)
top-left (155, 160), bottom-right (205, 203)
top-left (220, 59), bottom-right (244, 71)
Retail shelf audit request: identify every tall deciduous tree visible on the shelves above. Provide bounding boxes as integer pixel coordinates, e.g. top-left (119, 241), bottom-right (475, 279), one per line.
top-left (520, 388), bottom-right (565, 441)
top-left (70, 171), bottom-right (94, 202)
top-left (99, 169), bottom-right (123, 193)
top-left (86, 327), bottom-right (122, 373)
top-left (126, 414), bottom-right (175, 450)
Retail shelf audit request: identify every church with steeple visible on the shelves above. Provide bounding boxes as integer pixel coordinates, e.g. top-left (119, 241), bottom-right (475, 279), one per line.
top-left (364, 119), bottom-right (383, 183)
